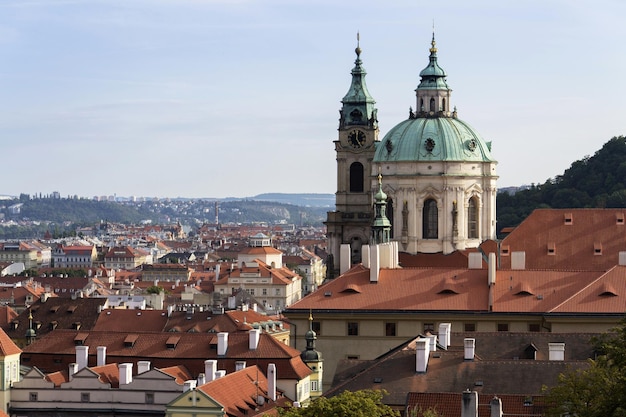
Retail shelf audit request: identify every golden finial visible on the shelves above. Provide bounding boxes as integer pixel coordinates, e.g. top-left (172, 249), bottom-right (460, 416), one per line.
top-left (309, 309), bottom-right (313, 321)
top-left (430, 20), bottom-right (437, 53)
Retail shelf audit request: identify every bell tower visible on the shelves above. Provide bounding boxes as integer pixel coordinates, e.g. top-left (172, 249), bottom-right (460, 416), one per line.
top-left (325, 35), bottom-right (379, 278)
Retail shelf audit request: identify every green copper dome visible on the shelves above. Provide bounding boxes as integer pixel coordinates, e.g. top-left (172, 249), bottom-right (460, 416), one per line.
top-left (374, 35), bottom-right (495, 164)
top-left (374, 117), bottom-right (494, 163)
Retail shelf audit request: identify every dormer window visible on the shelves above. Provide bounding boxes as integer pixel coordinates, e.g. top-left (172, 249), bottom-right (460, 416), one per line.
top-left (594, 242), bottom-right (602, 255)
top-left (547, 242), bottom-right (556, 256)
top-left (617, 213), bottom-right (625, 225)
top-left (564, 213), bottom-right (573, 225)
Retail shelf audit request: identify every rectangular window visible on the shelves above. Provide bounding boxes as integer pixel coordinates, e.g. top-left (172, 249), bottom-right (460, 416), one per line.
top-left (497, 323), bottom-right (509, 332)
top-left (347, 322), bottom-right (359, 336)
top-left (423, 323), bottom-right (435, 334)
top-left (528, 323), bottom-right (541, 332)
top-left (29, 392), bottom-right (38, 402)
top-left (81, 392), bottom-right (90, 402)
top-left (275, 288), bottom-right (280, 296)
top-left (145, 392), bottom-right (155, 404)
top-left (464, 323), bottom-right (476, 332)
top-left (262, 288), bottom-right (267, 295)
top-left (311, 380), bottom-right (319, 392)
top-left (385, 322), bottom-right (397, 337)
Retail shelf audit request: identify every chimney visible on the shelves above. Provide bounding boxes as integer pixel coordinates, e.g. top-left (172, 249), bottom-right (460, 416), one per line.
top-left (96, 346), bottom-right (106, 366)
top-left (183, 380), bottom-right (197, 392)
top-left (197, 373), bottom-right (206, 386)
top-left (427, 334), bottom-right (437, 352)
top-left (215, 370), bottom-right (226, 379)
top-left (490, 396), bottom-right (503, 417)
top-left (217, 332), bottom-right (228, 356)
top-left (205, 360), bottom-right (217, 382)
top-left (549, 342), bottom-right (565, 361)
top-left (488, 252), bottom-right (496, 285)
top-left (252, 303), bottom-right (258, 312)
top-left (511, 251), bottom-right (526, 270)
top-left (438, 323), bottom-right (451, 349)
top-left (369, 244), bottom-right (380, 283)
top-left (249, 328), bottom-right (260, 350)
top-left (69, 363), bottom-right (78, 380)
top-left (235, 361), bottom-right (246, 371)
top-left (75, 345), bottom-right (89, 370)
top-left (461, 390), bottom-right (478, 417)
top-left (415, 338), bottom-right (429, 373)
top-left (137, 361), bottom-right (151, 374)
top-left (361, 245), bottom-right (371, 268)
top-left (267, 363), bottom-right (277, 401)
top-left (468, 252), bottom-right (482, 269)
top-left (167, 304), bottom-right (174, 317)
top-left (119, 363), bottom-right (133, 385)
top-left (464, 338), bottom-right (476, 361)
top-left (340, 244), bottom-right (351, 274)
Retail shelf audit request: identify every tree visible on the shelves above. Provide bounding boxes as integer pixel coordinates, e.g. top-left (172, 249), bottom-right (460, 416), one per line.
top-left (277, 389), bottom-right (400, 417)
top-left (543, 319), bottom-right (626, 417)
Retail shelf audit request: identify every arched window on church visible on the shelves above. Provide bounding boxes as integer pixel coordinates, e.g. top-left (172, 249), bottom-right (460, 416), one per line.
top-left (429, 98), bottom-right (435, 112)
top-left (387, 198), bottom-right (394, 239)
top-left (420, 98), bottom-right (424, 112)
top-left (468, 197), bottom-right (478, 239)
top-left (423, 198), bottom-right (438, 239)
top-left (442, 98), bottom-right (446, 112)
top-left (349, 162), bottom-right (364, 193)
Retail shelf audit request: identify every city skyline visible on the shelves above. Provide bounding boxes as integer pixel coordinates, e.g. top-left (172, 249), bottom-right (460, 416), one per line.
top-left (1, 0), bottom-right (625, 199)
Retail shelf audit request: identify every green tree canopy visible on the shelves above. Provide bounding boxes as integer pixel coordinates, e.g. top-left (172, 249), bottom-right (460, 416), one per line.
top-left (544, 319), bottom-right (626, 417)
top-left (277, 389), bottom-right (400, 417)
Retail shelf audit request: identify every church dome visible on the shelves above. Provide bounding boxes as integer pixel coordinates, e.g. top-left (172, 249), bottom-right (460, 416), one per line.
top-left (374, 116), bottom-right (495, 163)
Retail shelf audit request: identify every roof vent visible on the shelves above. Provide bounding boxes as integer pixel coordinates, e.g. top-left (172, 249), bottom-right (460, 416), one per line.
top-left (564, 213), bottom-right (573, 225)
top-left (324, 291), bottom-right (332, 297)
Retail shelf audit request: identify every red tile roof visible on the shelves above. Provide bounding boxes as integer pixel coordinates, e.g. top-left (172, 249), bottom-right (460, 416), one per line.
top-left (501, 208), bottom-right (626, 271)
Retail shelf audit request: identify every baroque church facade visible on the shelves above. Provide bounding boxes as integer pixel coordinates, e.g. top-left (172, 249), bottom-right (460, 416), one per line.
top-left (325, 35), bottom-right (498, 275)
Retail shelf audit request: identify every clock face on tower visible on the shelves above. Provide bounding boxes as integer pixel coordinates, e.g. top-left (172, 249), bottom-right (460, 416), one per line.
top-left (348, 129), bottom-right (366, 148)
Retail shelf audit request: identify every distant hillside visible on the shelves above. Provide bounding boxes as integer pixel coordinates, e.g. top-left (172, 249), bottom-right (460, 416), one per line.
top-left (248, 193), bottom-right (334, 207)
top-left (496, 136), bottom-right (626, 234)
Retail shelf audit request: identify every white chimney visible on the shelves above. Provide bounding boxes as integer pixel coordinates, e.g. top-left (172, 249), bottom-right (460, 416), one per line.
top-left (438, 323), bottom-right (451, 349)
top-left (217, 332), bottom-right (228, 356)
top-left (340, 244), bottom-right (351, 274)
top-left (426, 334), bottom-right (437, 352)
top-left (461, 390), bottom-right (478, 417)
top-left (167, 304), bottom-right (174, 317)
top-left (369, 244), bottom-right (380, 283)
top-left (204, 360), bottom-right (217, 382)
top-left (490, 396), bottom-right (503, 417)
top-left (361, 245), bottom-right (371, 268)
top-left (488, 252), bottom-right (496, 285)
top-left (215, 370), bottom-right (226, 379)
top-left (511, 251), bottom-right (526, 270)
top-left (183, 380), bottom-right (197, 392)
top-left (69, 363), bottom-right (78, 380)
top-left (76, 345), bottom-right (89, 370)
top-left (119, 363), bottom-right (133, 385)
top-left (137, 361), bottom-right (151, 374)
top-left (249, 328), bottom-right (260, 350)
top-left (468, 252), bottom-right (482, 269)
top-left (267, 363), bottom-right (277, 401)
top-left (197, 373), bottom-right (206, 386)
top-left (549, 343), bottom-right (565, 361)
top-left (235, 361), bottom-right (247, 371)
top-left (96, 346), bottom-right (106, 366)
top-left (252, 303), bottom-right (258, 312)
top-left (464, 338), bottom-right (476, 361)
top-left (415, 338), bottom-right (429, 373)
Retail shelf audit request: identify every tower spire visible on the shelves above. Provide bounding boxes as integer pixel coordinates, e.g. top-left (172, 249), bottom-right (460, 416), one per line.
top-left (372, 170), bottom-right (392, 244)
top-left (339, 33), bottom-right (378, 129)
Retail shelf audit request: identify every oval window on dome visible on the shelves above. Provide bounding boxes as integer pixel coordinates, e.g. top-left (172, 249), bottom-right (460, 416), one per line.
top-left (425, 138), bottom-right (435, 152)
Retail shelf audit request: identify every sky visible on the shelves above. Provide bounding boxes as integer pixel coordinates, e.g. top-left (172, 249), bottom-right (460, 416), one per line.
top-left (1, 0), bottom-right (625, 199)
